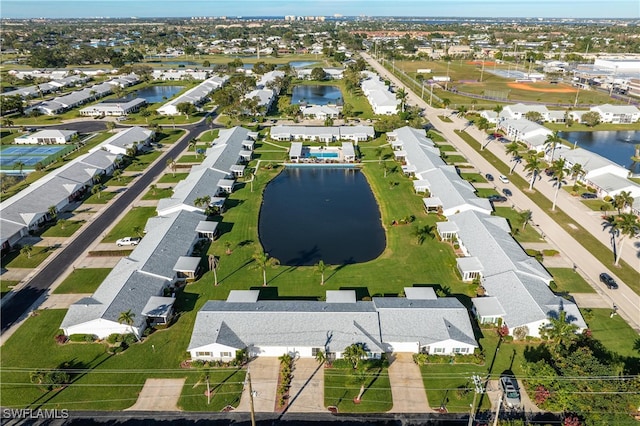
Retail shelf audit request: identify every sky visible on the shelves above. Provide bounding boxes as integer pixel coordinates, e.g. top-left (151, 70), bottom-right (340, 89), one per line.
top-left (2, 0), bottom-right (638, 19)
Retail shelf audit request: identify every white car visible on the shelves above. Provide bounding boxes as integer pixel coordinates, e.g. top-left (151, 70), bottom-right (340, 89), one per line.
top-left (498, 175), bottom-right (510, 184)
top-left (116, 237), bottom-right (141, 247)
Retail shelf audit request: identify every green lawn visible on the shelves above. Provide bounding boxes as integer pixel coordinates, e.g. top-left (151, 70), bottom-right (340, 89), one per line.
top-left (41, 220), bottom-right (85, 238)
top-left (126, 151), bottom-right (163, 172)
top-left (493, 207), bottom-right (544, 243)
top-left (1, 280), bottom-right (19, 298)
top-left (459, 173), bottom-right (485, 183)
top-left (141, 187), bottom-right (174, 200)
top-left (198, 129), bottom-right (219, 143)
top-left (157, 173), bottom-right (189, 183)
top-left (1, 246), bottom-right (54, 269)
top-left (475, 188), bottom-right (500, 198)
top-left (437, 144), bottom-right (456, 152)
top-left (324, 362), bottom-right (392, 413)
top-left (105, 175), bottom-right (135, 186)
top-left (177, 155), bottom-right (203, 164)
top-left (548, 268), bottom-right (595, 294)
top-left (581, 308), bottom-right (640, 358)
top-left (443, 154), bottom-right (468, 164)
top-left (154, 129), bottom-right (186, 145)
top-left (101, 207), bottom-right (156, 243)
top-left (83, 190), bottom-right (117, 204)
top-left (53, 268), bottom-right (112, 294)
top-left (581, 199), bottom-right (612, 212)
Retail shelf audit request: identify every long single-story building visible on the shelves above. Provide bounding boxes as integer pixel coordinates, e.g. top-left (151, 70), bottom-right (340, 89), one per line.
top-left (79, 98), bottom-right (146, 117)
top-left (271, 125), bottom-right (374, 143)
top-left (14, 129), bottom-right (78, 145)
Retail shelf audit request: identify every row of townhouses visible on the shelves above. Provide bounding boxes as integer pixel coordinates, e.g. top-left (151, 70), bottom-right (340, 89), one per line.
top-left (360, 71), bottom-right (401, 115)
top-left (481, 103), bottom-right (640, 125)
top-left (157, 75), bottom-right (228, 116)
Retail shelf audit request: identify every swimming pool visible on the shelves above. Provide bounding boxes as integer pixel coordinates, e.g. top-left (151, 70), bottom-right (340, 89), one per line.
top-left (309, 151), bottom-right (338, 158)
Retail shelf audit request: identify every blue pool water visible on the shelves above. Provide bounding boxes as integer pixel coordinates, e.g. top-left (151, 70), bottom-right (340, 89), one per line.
top-left (309, 151), bottom-right (338, 158)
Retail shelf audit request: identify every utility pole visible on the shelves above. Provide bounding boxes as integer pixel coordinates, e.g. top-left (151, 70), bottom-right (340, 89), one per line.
top-left (467, 374), bottom-right (484, 426)
top-left (247, 369), bottom-right (256, 426)
top-left (492, 389), bottom-right (503, 426)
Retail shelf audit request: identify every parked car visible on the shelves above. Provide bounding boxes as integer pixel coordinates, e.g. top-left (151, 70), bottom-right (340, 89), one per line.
top-left (500, 375), bottom-right (521, 408)
top-left (599, 273), bottom-right (619, 289)
top-left (116, 237), bottom-right (141, 247)
top-left (502, 188), bottom-right (513, 197)
top-left (488, 195), bottom-right (508, 203)
top-left (581, 192), bottom-right (598, 199)
top-left (498, 175), bottom-right (510, 184)
top-left (485, 173), bottom-right (494, 182)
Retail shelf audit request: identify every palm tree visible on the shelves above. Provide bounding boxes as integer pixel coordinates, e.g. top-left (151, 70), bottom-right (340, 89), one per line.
top-left (2, 118), bottom-right (14, 132)
top-left (112, 169), bottom-right (122, 182)
top-left (352, 365), bottom-right (369, 403)
top-left (165, 157), bottom-right (176, 177)
top-left (570, 163), bottom-right (585, 184)
top-left (47, 205), bottom-right (58, 222)
top-left (612, 191), bottom-right (634, 214)
top-left (343, 343), bottom-right (367, 369)
top-left (550, 158), bottom-right (570, 211)
top-left (505, 142), bottom-right (521, 174)
top-left (395, 87), bottom-right (408, 113)
top-left (523, 154), bottom-right (543, 190)
top-left (251, 250), bottom-right (280, 286)
top-left (205, 116), bottom-right (214, 136)
top-left (476, 117), bottom-right (490, 132)
top-left (315, 260), bottom-right (327, 286)
top-left (58, 219), bottom-right (68, 230)
top-left (519, 210), bottom-right (532, 231)
top-left (224, 241), bottom-right (233, 255)
top-left (132, 226), bottom-right (143, 238)
top-left (21, 244), bottom-right (33, 259)
top-left (441, 98), bottom-right (451, 110)
top-left (245, 171), bottom-right (254, 193)
top-left (543, 131), bottom-right (563, 161)
top-left (457, 105), bottom-right (468, 117)
top-left (412, 224), bottom-right (435, 245)
top-left (118, 309), bottom-right (139, 341)
top-left (314, 349), bottom-right (326, 365)
top-left (374, 147), bottom-right (383, 165)
top-left (602, 213), bottom-right (640, 266)
top-left (188, 138), bottom-right (197, 152)
top-left (493, 104), bottom-right (503, 133)
top-left (150, 184), bottom-right (157, 195)
top-left (540, 310), bottom-right (578, 354)
top-left (91, 185), bottom-right (102, 199)
top-left (13, 160), bottom-right (26, 177)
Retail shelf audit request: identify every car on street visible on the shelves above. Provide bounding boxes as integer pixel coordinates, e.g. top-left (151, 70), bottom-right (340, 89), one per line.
top-left (498, 175), bottom-right (510, 184)
top-left (488, 194), bottom-right (508, 203)
top-left (116, 237), bottom-right (141, 247)
top-left (502, 188), bottom-right (513, 197)
top-left (500, 375), bottom-right (521, 408)
top-left (581, 192), bottom-right (598, 199)
top-left (485, 173), bottom-right (494, 182)
top-left (599, 273), bottom-right (619, 289)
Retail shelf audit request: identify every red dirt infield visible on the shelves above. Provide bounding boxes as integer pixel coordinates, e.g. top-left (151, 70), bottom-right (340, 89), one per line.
top-left (467, 60), bottom-right (498, 66)
top-left (507, 82), bottom-right (577, 93)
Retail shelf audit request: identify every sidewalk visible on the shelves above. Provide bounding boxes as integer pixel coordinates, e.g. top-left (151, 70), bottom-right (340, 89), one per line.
top-left (361, 52), bottom-right (640, 332)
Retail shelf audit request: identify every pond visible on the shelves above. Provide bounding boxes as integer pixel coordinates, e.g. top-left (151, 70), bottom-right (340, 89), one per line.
top-left (258, 167), bottom-right (386, 266)
top-left (291, 85), bottom-right (343, 106)
top-left (559, 130), bottom-right (640, 175)
top-left (289, 61), bottom-right (318, 68)
top-left (123, 85), bottom-right (184, 103)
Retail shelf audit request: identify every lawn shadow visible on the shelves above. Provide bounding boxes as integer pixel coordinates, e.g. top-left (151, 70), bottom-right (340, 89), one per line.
top-left (174, 288), bottom-right (199, 313)
top-left (215, 222), bottom-right (234, 238)
top-left (218, 258), bottom-right (253, 285)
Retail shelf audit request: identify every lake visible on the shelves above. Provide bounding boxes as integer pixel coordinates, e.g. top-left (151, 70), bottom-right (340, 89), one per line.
top-left (258, 167), bottom-right (386, 266)
top-left (124, 85), bottom-right (183, 103)
top-left (291, 85), bottom-right (343, 106)
top-left (289, 61), bottom-right (318, 68)
top-left (559, 130), bottom-right (640, 174)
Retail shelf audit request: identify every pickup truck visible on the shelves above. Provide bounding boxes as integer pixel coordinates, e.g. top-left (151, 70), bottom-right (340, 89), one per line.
top-left (116, 237), bottom-right (141, 247)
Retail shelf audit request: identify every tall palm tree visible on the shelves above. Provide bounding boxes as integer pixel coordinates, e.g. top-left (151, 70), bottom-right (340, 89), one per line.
top-left (476, 117), bottom-right (490, 132)
top-left (13, 160), bottom-right (26, 177)
top-left (315, 260), bottom-right (327, 286)
top-left (493, 104), bottom-right (503, 133)
top-left (612, 191), bottom-right (634, 214)
top-left (47, 205), bottom-right (58, 222)
top-left (2, 118), bottom-right (14, 131)
top-left (314, 349), bottom-right (326, 365)
top-left (20, 244), bottom-right (33, 259)
top-left (165, 157), bottom-right (176, 177)
top-left (395, 87), bottom-right (408, 113)
top-left (540, 310), bottom-right (578, 354)
top-left (550, 158), bottom-right (570, 211)
top-left (570, 163), bottom-right (585, 184)
top-left (519, 210), bottom-right (532, 231)
top-left (523, 154), bottom-right (543, 190)
top-left (149, 184), bottom-right (157, 195)
top-left (505, 142), bottom-right (521, 174)
top-left (118, 309), bottom-right (139, 341)
top-left (188, 138), bottom-right (197, 152)
top-left (602, 213), bottom-right (640, 266)
top-left (112, 169), bottom-right (122, 182)
top-left (251, 250), bottom-right (280, 286)
top-left (543, 131), bottom-right (562, 161)
top-left (352, 365), bottom-right (369, 403)
top-left (91, 185), bottom-right (102, 199)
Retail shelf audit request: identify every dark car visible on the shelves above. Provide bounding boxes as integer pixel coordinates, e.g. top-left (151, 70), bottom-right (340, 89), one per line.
top-left (488, 195), bottom-right (508, 203)
top-left (599, 273), bottom-right (619, 289)
top-left (485, 173), bottom-right (494, 182)
top-left (581, 192), bottom-right (598, 199)
top-left (544, 168), bottom-right (554, 176)
top-left (502, 188), bottom-right (513, 197)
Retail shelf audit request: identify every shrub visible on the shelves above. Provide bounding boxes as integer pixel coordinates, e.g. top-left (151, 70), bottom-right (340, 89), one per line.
top-left (54, 334), bottom-right (68, 345)
top-left (549, 280), bottom-right (558, 290)
top-left (512, 326), bottom-right (529, 340)
top-left (191, 360), bottom-right (206, 368)
top-left (106, 334), bottom-right (120, 344)
top-left (68, 334), bottom-right (97, 342)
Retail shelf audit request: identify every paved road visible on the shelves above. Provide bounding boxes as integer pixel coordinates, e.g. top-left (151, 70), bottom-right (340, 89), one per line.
top-left (0, 116), bottom-right (217, 333)
top-left (361, 52), bottom-right (640, 332)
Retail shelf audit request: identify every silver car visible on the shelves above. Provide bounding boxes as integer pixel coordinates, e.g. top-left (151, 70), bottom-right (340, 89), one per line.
top-left (500, 376), bottom-right (521, 408)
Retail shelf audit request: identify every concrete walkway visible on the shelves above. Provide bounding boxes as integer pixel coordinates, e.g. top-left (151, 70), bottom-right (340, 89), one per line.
top-left (387, 353), bottom-right (432, 413)
top-left (236, 357), bottom-right (280, 412)
top-left (39, 293), bottom-right (92, 310)
top-left (126, 378), bottom-right (185, 411)
top-left (572, 293), bottom-right (613, 309)
top-left (361, 52), bottom-right (640, 333)
top-left (285, 358), bottom-right (325, 413)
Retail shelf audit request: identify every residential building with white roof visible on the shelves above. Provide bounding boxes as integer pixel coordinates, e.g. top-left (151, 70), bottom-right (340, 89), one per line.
top-left (590, 104), bottom-right (640, 124)
top-left (93, 126), bottom-right (154, 156)
top-left (14, 129), bottom-right (77, 145)
top-left (498, 118), bottom-right (553, 152)
top-left (79, 98), bottom-right (146, 117)
top-left (360, 74), bottom-right (399, 115)
top-left (157, 75), bottom-right (228, 116)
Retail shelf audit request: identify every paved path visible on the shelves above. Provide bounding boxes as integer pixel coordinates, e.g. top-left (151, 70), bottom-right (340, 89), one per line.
top-left (236, 357), bottom-right (279, 413)
top-left (39, 293), bottom-right (92, 310)
top-left (387, 353), bottom-right (432, 413)
top-left (572, 293), bottom-right (613, 309)
top-left (285, 358), bottom-right (325, 413)
top-left (126, 378), bottom-right (185, 411)
top-left (361, 52), bottom-right (640, 332)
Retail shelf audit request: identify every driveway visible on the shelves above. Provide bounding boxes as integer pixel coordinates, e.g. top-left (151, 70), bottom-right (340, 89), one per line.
top-left (126, 378), bottom-right (185, 411)
top-left (486, 379), bottom-right (542, 414)
top-left (236, 357), bottom-right (280, 412)
top-left (285, 358), bottom-right (325, 413)
top-left (387, 353), bottom-right (432, 413)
